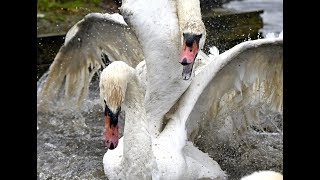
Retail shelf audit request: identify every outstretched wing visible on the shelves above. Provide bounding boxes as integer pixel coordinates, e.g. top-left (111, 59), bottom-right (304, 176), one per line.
top-left (164, 37), bottom-right (283, 174)
top-left (189, 37), bottom-right (283, 175)
top-left (37, 13), bottom-right (144, 111)
top-left (186, 37), bottom-right (283, 140)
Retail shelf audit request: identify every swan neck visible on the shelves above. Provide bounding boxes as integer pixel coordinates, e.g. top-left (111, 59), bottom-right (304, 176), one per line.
top-left (122, 75), bottom-right (154, 161)
top-left (176, 0), bottom-right (204, 33)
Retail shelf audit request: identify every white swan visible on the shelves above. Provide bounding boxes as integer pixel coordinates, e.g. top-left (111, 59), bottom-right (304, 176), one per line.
top-left (37, 0), bottom-right (283, 179)
top-left (241, 170), bottom-right (283, 180)
top-left (99, 61), bottom-right (155, 178)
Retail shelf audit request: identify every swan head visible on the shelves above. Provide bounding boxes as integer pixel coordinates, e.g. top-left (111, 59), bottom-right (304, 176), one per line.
top-left (178, 14), bottom-right (206, 80)
top-left (176, 0), bottom-right (206, 80)
top-left (99, 61), bottom-right (129, 150)
top-left (104, 100), bottom-right (121, 150)
top-left (179, 32), bottom-right (203, 80)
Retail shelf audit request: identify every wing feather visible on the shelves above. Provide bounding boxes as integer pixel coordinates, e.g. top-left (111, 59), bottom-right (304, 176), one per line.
top-left (38, 13), bottom-right (144, 111)
top-left (161, 37), bottom-right (283, 176)
top-left (186, 38), bottom-right (283, 141)
top-left (162, 37), bottom-right (282, 168)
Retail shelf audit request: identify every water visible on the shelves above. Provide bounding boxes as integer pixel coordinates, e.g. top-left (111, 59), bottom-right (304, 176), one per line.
top-left (37, 85), bottom-right (106, 179)
top-left (224, 0), bottom-right (283, 35)
top-left (37, 78), bottom-right (126, 179)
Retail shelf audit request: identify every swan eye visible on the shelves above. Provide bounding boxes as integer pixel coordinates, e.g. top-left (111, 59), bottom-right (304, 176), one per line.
top-left (104, 104), bottom-right (111, 116)
top-left (104, 108), bottom-right (108, 116)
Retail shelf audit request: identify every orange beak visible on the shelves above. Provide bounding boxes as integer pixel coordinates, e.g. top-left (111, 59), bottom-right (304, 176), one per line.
top-left (179, 40), bottom-right (199, 65)
top-left (179, 40), bottom-right (198, 80)
top-left (105, 115), bottom-right (119, 150)
top-left (178, 33), bottom-right (202, 80)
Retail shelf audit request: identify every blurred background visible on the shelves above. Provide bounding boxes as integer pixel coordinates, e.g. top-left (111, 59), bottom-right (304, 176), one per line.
top-left (37, 0), bottom-right (282, 35)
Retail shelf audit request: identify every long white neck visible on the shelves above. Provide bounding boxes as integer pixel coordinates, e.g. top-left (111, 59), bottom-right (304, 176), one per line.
top-left (122, 73), bottom-right (151, 154)
top-left (177, 0), bottom-right (203, 32)
top-left (120, 68), bottom-right (156, 178)
top-left (121, 0), bottom-right (191, 137)
top-left (177, 0), bottom-right (206, 49)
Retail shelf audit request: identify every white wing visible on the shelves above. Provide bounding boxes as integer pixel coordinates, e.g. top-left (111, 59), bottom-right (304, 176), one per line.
top-left (183, 38), bottom-right (283, 133)
top-left (166, 37), bottom-right (282, 130)
top-left (38, 13), bottom-right (144, 110)
top-left (163, 37), bottom-right (283, 174)
top-left (186, 37), bottom-right (283, 139)
top-left (188, 38), bottom-right (283, 176)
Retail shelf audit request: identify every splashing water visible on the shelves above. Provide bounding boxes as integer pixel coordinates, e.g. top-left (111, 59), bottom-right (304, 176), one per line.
top-left (37, 73), bottom-right (126, 179)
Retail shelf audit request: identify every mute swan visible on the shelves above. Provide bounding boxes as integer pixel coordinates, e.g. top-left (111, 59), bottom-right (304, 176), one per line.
top-left (99, 61), bottom-right (155, 178)
top-left (37, 0), bottom-right (283, 179)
